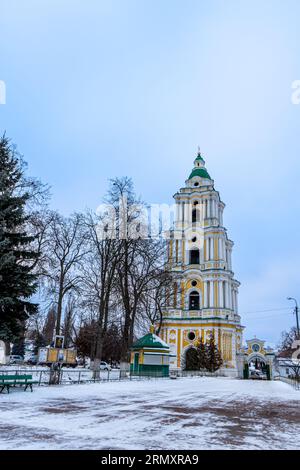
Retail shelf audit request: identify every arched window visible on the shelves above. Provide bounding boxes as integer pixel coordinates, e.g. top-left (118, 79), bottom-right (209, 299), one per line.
top-left (190, 249), bottom-right (199, 264)
top-left (192, 208), bottom-right (199, 223)
top-left (189, 291), bottom-right (200, 310)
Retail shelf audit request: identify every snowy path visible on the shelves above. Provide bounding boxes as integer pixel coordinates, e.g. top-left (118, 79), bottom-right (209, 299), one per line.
top-left (0, 377), bottom-right (299, 450)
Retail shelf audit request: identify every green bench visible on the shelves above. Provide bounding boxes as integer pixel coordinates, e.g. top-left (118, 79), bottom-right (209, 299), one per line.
top-left (0, 374), bottom-right (39, 393)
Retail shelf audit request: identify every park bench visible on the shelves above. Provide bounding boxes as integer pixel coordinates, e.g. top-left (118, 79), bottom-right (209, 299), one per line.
top-left (0, 374), bottom-right (38, 393)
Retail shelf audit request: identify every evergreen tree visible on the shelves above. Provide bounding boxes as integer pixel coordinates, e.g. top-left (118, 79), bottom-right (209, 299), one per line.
top-left (184, 347), bottom-right (200, 370)
top-left (33, 330), bottom-right (46, 355)
top-left (11, 336), bottom-right (25, 357)
top-left (197, 337), bottom-right (207, 370)
top-left (205, 335), bottom-right (223, 372)
top-left (0, 136), bottom-right (39, 342)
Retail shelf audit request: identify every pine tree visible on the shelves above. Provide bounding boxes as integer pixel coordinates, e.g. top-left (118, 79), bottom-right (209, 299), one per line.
top-left (184, 347), bottom-right (200, 370)
top-left (33, 330), bottom-right (46, 355)
top-left (0, 136), bottom-right (39, 342)
top-left (205, 335), bottom-right (223, 372)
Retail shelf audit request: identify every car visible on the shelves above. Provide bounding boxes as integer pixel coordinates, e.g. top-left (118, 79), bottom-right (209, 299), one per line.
top-left (9, 355), bottom-right (24, 364)
top-left (100, 361), bottom-right (111, 371)
top-left (250, 369), bottom-right (265, 379)
top-left (25, 354), bottom-right (38, 365)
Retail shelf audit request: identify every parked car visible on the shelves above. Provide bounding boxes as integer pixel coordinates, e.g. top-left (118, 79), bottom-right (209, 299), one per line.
top-left (250, 369), bottom-right (265, 379)
top-left (25, 354), bottom-right (38, 365)
top-left (9, 355), bottom-right (24, 364)
top-left (100, 361), bottom-right (111, 371)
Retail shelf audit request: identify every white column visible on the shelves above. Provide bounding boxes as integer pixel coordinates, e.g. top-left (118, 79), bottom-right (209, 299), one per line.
top-left (200, 200), bottom-right (205, 223)
top-left (227, 282), bottom-right (232, 309)
top-left (178, 240), bottom-right (182, 263)
top-left (175, 203), bottom-right (179, 223)
top-left (203, 282), bottom-right (207, 308)
top-left (184, 202), bottom-right (190, 224)
top-left (225, 281), bottom-right (229, 309)
top-left (231, 289), bottom-right (235, 312)
top-left (213, 199), bottom-right (216, 218)
top-left (209, 281), bottom-right (214, 307)
top-left (218, 281), bottom-right (223, 307)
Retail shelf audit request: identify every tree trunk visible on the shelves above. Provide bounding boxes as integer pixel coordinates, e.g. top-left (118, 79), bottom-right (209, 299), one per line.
top-left (4, 341), bottom-right (10, 363)
top-left (55, 274), bottom-right (64, 336)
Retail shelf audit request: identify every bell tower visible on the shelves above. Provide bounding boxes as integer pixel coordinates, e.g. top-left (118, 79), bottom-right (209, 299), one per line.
top-left (160, 150), bottom-right (243, 376)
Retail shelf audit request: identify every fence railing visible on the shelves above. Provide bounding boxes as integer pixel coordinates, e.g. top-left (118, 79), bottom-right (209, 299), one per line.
top-left (277, 375), bottom-right (300, 390)
top-left (0, 367), bottom-right (171, 386)
top-left (170, 369), bottom-right (226, 378)
top-left (0, 366), bottom-right (231, 386)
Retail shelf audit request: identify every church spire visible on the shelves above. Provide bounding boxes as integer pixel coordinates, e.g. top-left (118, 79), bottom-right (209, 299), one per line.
top-left (188, 147), bottom-right (211, 181)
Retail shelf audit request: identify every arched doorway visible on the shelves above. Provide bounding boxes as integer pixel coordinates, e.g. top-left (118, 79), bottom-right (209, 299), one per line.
top-left (247, 354), bottom-right (269, 380)
top-left (184, 347), bottom-right (199, 370)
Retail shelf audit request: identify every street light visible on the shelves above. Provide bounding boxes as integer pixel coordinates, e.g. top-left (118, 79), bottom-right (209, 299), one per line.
top-left (287, 297), bottom-right (300, 338)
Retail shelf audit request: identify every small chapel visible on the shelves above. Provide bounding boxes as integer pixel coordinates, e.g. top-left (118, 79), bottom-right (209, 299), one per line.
top-left (159, 150), bottom-right (244, 377)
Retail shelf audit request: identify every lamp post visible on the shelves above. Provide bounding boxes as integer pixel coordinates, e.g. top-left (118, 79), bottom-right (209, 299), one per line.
top-left (287, 297), bottom-right (300, 338)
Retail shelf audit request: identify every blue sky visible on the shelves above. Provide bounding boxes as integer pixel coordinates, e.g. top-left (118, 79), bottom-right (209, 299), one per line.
top-left (1, 0), bottom-right (300, 345)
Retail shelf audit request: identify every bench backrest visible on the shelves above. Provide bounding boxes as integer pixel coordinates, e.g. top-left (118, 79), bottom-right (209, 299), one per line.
top-left (0, 374), bottom-right (32, 381)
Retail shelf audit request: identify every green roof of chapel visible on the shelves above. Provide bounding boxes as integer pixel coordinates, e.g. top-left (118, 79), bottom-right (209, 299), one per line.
top-left (131, 333), bottom-right (170, 351)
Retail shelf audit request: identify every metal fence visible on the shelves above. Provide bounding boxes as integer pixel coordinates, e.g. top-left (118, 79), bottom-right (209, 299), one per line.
top-left (170, 369), bottom-right (227, 378)
top-left (0, 366), bottom-right (233, 387)
top-left (0, 367), bottom-right (171, 386)
top-left (277, 375), bottom-right (300, 390)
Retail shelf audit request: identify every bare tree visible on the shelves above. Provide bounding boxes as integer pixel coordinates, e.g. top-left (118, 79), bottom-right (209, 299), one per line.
top-left (277, 327), bottom-right (299, 355)
top-left (42, 212), bottom-right (87, 336)
top-left (62, 296), bottom-right (76, 348)
top-left (109, 178), bottom-right (173, 367)
top-left (42, 307), bottom-right (56, 345)
top-left (80, 209), bottom-right (120, 376)
top-left (140, 251), bottom-right (176, 335)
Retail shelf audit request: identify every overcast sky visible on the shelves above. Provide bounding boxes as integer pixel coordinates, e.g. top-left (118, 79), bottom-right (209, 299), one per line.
top-left (1, 0), bottom-right (300, 346)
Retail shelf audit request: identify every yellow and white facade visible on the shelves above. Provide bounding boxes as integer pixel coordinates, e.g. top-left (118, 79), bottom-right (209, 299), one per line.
top-left (160, 151), bottom-right (244, 376)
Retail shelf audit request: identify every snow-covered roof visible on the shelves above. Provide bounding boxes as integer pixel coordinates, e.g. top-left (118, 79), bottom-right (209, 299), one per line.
top-left (131, 333), bottom-right (170, 351)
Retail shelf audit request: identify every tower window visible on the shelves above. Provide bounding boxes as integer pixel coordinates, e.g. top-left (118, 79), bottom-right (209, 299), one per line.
top-left (192, 208), bottom-right (199, 223)
top-left (188, 331), bottom-right (196, 341)
top-left (191, 280), bottom-right (197, 287)
top-left (189, 291), bottom-right (200, 310)
top-left (190, 249), bottom-right (199, 264)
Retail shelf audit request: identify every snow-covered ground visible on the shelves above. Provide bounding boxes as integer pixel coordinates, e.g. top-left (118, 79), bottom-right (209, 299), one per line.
top-left (0, 377), bottom-right (299, 450)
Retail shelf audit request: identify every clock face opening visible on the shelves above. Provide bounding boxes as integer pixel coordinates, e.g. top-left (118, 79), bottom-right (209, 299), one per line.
top-left (252, 344), bottom-right (260, 352)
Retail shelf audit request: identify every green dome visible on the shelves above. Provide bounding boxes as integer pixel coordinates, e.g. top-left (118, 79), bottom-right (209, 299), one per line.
top-left (131, 333), bottom-right (170, 350)
top-left (188, 168), bottom-right (211, 180)
top-left (194, 153), bottom-right (205, 163)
